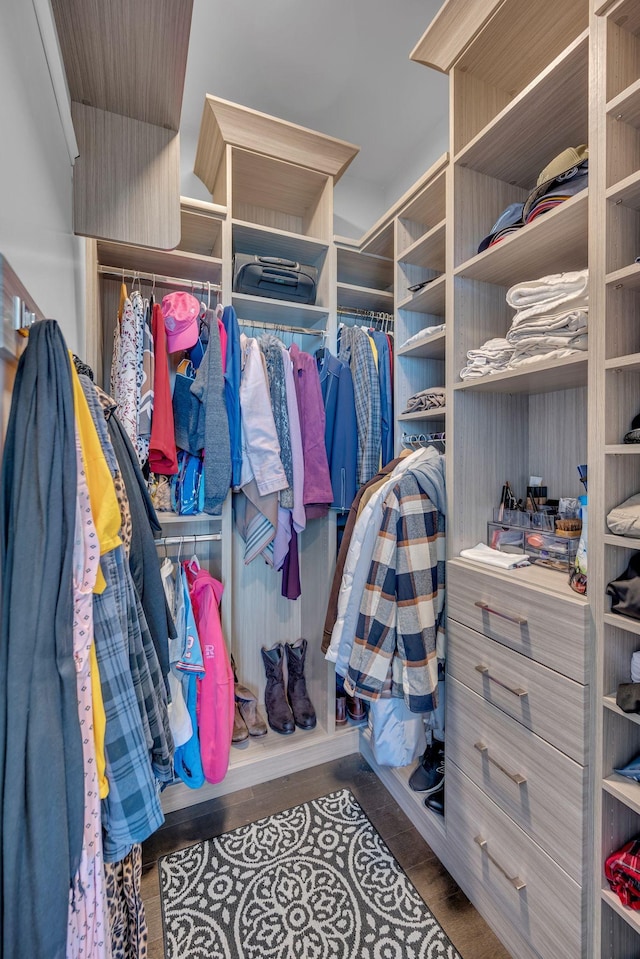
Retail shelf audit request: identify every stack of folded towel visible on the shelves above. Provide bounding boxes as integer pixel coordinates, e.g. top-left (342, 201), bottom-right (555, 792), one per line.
top-left (399, 324), bottom-right (445, 350)
top-left (460, 269), bottom-right (588, 380)
top-left (402, 386), bottom-right (446, 413)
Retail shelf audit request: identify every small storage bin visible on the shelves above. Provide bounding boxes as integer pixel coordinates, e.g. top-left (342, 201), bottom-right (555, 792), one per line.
top-left (488, 520), bottom-right (578, 572)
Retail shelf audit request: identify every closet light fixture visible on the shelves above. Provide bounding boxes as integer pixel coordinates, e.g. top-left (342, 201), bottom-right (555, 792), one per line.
top-left (31, 0), bottom-right (79, 165)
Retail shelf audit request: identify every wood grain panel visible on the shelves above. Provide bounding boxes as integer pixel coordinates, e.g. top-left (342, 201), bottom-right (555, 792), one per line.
top-left (398, 221), bottom-right (446, 271)
top-left (454, 354), bottom-right (588, 395)
top-left (336, 248), bottom-right (394, 290)
top-left (607, 15), bottom-right (640, 102)
top-left (452, 70), bottom-right (513, 156)
top-left (72, 103), bottom-right (180, 249)
top-left (453, 165), bottom-right (526, 268)
top-left (397, 275), bottom-right (446, 316)
top-left (447, 678), bottom-right (587, 883)
top-left (409, 0), bottom-right (504, 72)
top-left (448, 558), bottom-right (589, 681)
top-left (51, 0), bottom-right (193, 129)
top-left (194, 95), bottom-right (359, 194)
top-left (448, 620), bottom-right (588, 762)
top-left (446, 762), bottom-right (585, 959)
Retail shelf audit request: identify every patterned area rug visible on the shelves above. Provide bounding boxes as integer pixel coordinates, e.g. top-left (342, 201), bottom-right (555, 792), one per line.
top-left (159, 787), bottom-right (462, 958)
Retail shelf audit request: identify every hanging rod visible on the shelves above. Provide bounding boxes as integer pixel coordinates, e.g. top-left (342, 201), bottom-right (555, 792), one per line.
top-left (98, 265), bottom-right (221, 294)
top-left (237, 317), bottom-right (326, 337)
top-left (155, 532), bottom-right (223, 547)
top-left (337, 305), bottom-right (394, 322)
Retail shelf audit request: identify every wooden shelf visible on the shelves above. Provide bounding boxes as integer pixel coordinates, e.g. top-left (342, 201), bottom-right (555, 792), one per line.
top-left (454, 192), bottom-right (588, 286)
top-left (397, 274), bottom-right (446, 316)
top-left (608, 78), bottom-right (640, 131)
top-left (603, 773), bottom-right (640, 817)
top-left (601, 887), bottom-right (640, 937)
top-left (398, 220), bottom-right (446, 270)
top-left (454, 30), bottom-right (588, 189)
top-left (159, 513), bottom-right (222, 526)
top-left (605, 0), bottom-right (640, 33)
top-left (604, 612), bottom-right (640, 636)
top-left (397, 330), bottom-right (446, 360)
top-left (336, 246), bottom-right (394, 290)
top-left (604, 534), bottom-right (640, 550)
top-left (605, 353), bottom-right (640, 373)
top-left (606, 263), bottom-right (640, 292)
top-left (398, 171), bottom-right (447, 229)
top-left (454, 353), bottom-right (588, 395)
top-left (179, 197), bottom-right (225, 258)
top-left (604, 694), bottom-right (640, 726)
top-left (398, 408), bottom-right (446, 422)
top-left (96, 240), bottom-right (222, 283)
top-left (605, 445), bottom-right (640, 455)
top-left (607, 169), bottom-right (640, 211)
top-left (231, 293), bottom-right (329, 329)
top-left (336, 283), bottom-right (394, 313)
top-left (233, 220), bottom-right (329, 263)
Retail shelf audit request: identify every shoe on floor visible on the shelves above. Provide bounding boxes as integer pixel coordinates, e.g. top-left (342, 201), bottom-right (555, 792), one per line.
top-left (408, 742), bottom-right (445, 794)
top-left (336, 692), bottom-right (347, 726)
top-left (425, 785), bottom-right (444, 816)
top-left (346, 693), bottom-right (367, 724)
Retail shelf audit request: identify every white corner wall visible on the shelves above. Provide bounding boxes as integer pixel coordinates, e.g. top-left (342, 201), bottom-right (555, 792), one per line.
top-left (0, 0), bottom-right (85, 354)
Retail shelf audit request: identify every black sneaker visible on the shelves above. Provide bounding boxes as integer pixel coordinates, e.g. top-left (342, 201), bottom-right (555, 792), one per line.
top-left (408, 743), bottom-right (445, 794)
top-left (425, 785), bottom-right (444, 816)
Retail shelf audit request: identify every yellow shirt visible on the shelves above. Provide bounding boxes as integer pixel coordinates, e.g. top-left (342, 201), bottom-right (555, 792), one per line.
top-left (70, 359), bottom-right (122, 592)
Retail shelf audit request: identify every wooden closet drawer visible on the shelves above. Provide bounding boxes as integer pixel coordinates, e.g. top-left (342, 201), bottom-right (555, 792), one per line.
top-left (446, 677), bottom-right (586, 884)
top-left (448, 620), bottom-right (588, 763)
top-left (446, 761), bottom-right (585, 959)
top-left (447, 559), bottom-right (589, 682)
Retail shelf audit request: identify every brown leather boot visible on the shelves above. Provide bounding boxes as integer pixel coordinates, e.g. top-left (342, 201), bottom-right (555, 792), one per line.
top-left (236, 683), bottom-right (268, 737)
top-left (285, 639), bottom-right (317, 730)
top-left (261, 644), bottom-right (295, 734)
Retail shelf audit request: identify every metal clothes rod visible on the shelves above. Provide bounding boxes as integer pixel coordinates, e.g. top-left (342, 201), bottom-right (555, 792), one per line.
top-left (237, 317), bottom-right (326, 337)
top-left (337, 305), bottom-right (394, 322)
top-left (155, 533), bottom-right (223, 547)
top-left (98, 265), bottom-right (221, 294)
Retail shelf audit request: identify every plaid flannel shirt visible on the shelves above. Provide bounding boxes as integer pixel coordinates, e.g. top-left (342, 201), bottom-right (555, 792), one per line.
top-left (338, 325), bottom-right (381, 487)
top-left (345, 471), bottom-right (444, 712)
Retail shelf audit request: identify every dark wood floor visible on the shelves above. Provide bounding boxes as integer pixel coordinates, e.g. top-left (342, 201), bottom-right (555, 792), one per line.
top-left (141, 753), bottom-right (513, 959)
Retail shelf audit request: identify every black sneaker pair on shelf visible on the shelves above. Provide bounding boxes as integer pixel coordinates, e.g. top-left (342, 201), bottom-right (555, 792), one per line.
top-left (409, 741), bottom-right (445, 815)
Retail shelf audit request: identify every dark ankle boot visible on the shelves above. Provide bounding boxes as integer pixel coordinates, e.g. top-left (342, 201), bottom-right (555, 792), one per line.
top-left (285, 639), bottom-right (317, 730)
top-left (261, 644), bottom-right (295, 735)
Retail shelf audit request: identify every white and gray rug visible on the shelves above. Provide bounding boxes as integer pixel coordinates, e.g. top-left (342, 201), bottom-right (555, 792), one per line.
top-left (159, 787), bottom-right (462, 958)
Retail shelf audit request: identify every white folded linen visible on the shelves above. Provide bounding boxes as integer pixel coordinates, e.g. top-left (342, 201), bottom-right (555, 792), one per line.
top-left (508, 333), bottom-right (588, 367)
top-left (507, 308), bottom-right (588, 341)
top-left (460, 543), bottom-right (531, 569)
top-left (506, 270), bottom-right (588, 313)
top-left (460, 337), bottom-right (514, 379)
top-left (399, 325), bottom-right (445, 350)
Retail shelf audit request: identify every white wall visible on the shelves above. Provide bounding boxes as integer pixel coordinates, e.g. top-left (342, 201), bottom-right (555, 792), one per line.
top-left (0, 0), bottom-right (85, 354)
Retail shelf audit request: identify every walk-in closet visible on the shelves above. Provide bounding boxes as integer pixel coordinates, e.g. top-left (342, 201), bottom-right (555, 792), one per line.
top-left (3, 0), bottom-right (640, 957)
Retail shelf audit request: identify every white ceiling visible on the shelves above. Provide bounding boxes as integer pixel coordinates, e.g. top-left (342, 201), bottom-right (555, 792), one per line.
top-left (179, 0), bottom-right (449, 234)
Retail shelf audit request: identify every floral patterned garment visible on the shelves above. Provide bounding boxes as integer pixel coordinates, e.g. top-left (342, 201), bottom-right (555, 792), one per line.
top-left (112, 295), bottom-right (138, 452)
top-left (67, 427), bottom-right (109, 959)
top-left (137, 298), bottom-right (154, 468)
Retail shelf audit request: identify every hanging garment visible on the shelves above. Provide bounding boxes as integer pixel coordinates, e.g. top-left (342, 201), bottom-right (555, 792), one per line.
top-left (160, 558), bottom-right (194, 748)
top-left (260, 334), bottom-right (293, 509)
top-left (0, 320), bottom-right (83, 959)
top-left (138, 297), bottom-right (154, 465)
top-left (282, 346), bottom-right (306, 535)
top-left (344, 462), bottom-right (445, 712)
top-left (94, 545), bottom-right (171, 864)
top-left (67, 427), bottom-right (108, 959)
top-left (337, 325), bottom-right (381, 487)
top-left (131, 290), bottom-right (148, 466)
top-left (149, 302), bottom-right (178, 475)
top-left (370, 330), bottom-right (394, 466)
top-left (94, 387), bottom-right (134, 556)
top-left (221, 305), bottom-right (243, 488)
top-left (172, 565), bottom-right (206, 789)
top-left (190, 307), bottom-right (232, 513)
top-left (289, 343), bottom-right (333, 518)
top-left (172, 358), bottom-right (202, 455)
top-left (238, 334), bottom-right (288, 495)
top-left (104, 843), bottom-right (149, 959)
top-left (318, 349), bottom-right (357, 513)
top-left (105, 404), bottom-right (175, 687)
top-left (112, 292), bottom-right (138, 453)
top-left (185, 563), bottom-right (234, 784)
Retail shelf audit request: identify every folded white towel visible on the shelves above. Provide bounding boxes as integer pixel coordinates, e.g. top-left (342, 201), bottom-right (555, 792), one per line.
top-left (507, 307), bottom-right (588, 340)
top-left (460, 543), bottom-right (531, 569)
top-left (508, 333), bottom-right (588, 367)
top-left (506, 270), bottom-right (588, 312)
top-left (460, 338), bottom-right (515, 379)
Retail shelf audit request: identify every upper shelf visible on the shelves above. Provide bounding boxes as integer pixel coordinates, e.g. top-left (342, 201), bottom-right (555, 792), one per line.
top-left (397, 330), bottom-right (446, 360)
top-left (336, 284), bottom-right (394, 314)
top-left (454, 192), bottom-right (588, 286)
top-left (194, 95), bottom-right (360, 195)
top-left (96, 240), bottom-right (222, 284)
top-left (607, 169), bottom-right (640, 211)
top-left (398, 221), bottom-right (446, 271)
top-left (607, 263), bottom-right (640, 292)
top-left (336, 247), bottom-right (394, 290)
top-left (397, 275), bottom-right (446, 317)
top-left (233, 221), bottom-right (329, 264)
top-left (608, 78), bottom-right (640, 131)
top-left (179, 197), bottom-right (225, 258)
top-left (231, 293), bottom-right (329, 329)
top-left (454, 31), bottom-right (588, 188)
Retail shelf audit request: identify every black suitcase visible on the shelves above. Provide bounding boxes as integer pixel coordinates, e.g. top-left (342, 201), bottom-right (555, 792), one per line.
top-left (233, 254), bottom-right (318, 304)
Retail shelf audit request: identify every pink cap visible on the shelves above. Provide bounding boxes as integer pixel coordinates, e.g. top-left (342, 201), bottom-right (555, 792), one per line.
top-left (161, 291), bottom-right (200, 353)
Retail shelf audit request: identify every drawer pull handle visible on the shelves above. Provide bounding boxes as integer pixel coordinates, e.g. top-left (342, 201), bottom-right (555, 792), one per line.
top-left (474, 836), bottom-right (526, 891)
top-left (474, 742), bottom-right (527, 785)
top-left (474, 600), bottom-right (527, 625)
top-left (474, 664), bottom-right (527, 698)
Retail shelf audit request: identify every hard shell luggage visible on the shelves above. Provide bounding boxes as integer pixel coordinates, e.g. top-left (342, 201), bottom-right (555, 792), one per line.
top-left (233, 254), bottom-right (318, 304)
